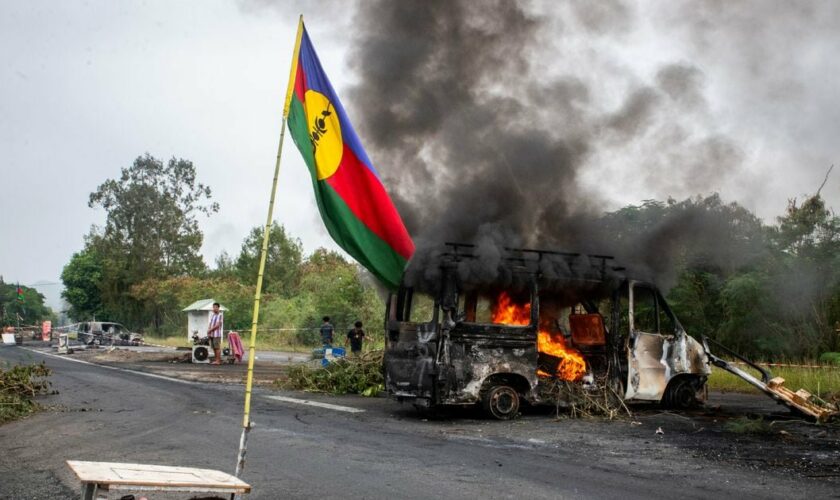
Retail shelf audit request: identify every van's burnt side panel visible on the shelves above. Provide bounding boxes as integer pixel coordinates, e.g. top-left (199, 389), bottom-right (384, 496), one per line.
top-left (627, 333), bottom-right (711, 401)
top-left (384, 322), bottom-right (438, 400)
top-left (440, 325), bottom-right (538, 405)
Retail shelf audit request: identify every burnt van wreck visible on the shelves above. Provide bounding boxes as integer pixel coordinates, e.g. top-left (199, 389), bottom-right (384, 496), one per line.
top-left (384, 243), bottom-right (710, 419)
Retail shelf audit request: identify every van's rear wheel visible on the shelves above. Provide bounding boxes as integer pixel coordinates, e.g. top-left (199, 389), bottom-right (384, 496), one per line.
top-left (482, 385), bottom-right (520, 420)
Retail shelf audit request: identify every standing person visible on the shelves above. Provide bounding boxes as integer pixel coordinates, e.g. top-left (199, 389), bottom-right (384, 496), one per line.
top-left (320, 316), bottom-right (334, 347)
top-left (207, 302), bottom-right (224, 365)
top-left (345, 321), bottom-right (365, 355)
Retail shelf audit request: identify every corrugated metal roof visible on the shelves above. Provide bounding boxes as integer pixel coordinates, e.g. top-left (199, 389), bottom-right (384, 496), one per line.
top-left (182, 299), bottom-right (228, 312)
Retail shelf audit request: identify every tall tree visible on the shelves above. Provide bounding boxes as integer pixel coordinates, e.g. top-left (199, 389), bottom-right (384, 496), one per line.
top-left (60, 246), bottom-right (104, 321)
top-left (769, 194), bottom-right (840, 353)
top-left (87, 154), bottom-right (218, 326)
top-left (234, 222), bottom-right (303, 297)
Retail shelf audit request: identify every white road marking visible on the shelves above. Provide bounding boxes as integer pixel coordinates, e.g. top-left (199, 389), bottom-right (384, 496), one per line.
top-left (16, 346), bottom-right (198, 386)
top-left (264, 395), bottom-right (365, 414)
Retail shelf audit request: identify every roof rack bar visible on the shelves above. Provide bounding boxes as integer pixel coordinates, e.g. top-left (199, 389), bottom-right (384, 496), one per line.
top-left (442, 242), bottom-right (622, 276)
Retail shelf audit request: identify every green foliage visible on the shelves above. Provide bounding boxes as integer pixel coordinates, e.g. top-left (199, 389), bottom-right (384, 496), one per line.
top-left (0, 363), bottom-right (52, 424)
top-left (235, 222), bottom-right (303, 297)
top-left (60, 247), bottom-right (104, 321)
top-left (260, 248), bottom-right (386, 347)
top-left (667, 270), bottom-right (723, 341)
top-left (211, 251), bottom-right (238, 280)
top-left (773, 195), bottom-right (840, 260)
top-left (819, 352), bottom-right (840, 365)
top-left (281, 350), bottom-right (384, 395)
top-left (0, 280), bottom-right (54, 327)
top-left (723, 416), bottom-right (771, 434)
top-left (604, 192), bottom-right (840, 360)
top-left (129, 276), bottom-right (253, 335)
top-left (78, 154), bottom-right (218, 326)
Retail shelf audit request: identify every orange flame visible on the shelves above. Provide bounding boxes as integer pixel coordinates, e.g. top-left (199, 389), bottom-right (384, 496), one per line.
top-left (491, 291), bottom-right (531, 326)
top-left (491, 292), bottom-right (587, 382)
top-left (537, 331), bottom-right (587, 381)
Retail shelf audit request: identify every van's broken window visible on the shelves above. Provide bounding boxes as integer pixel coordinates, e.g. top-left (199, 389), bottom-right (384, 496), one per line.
top-left (633, 285), bottom-right (658, 333)
top-left (410, 292), bottom-right (436, 322)
top-left (459, 290), bottom-right (531, 326)
top-left (657, 297), bottom-right (676, 335)
top-left (396, 288), bottom-right (437, 323)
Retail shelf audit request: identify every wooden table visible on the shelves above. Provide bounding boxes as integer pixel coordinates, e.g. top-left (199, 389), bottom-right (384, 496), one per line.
top-left (67, 461), bottom-right (251, 499)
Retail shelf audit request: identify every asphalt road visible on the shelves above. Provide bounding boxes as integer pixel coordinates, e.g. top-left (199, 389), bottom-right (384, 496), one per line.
top-left (0, 345), bottom-right (834, 499)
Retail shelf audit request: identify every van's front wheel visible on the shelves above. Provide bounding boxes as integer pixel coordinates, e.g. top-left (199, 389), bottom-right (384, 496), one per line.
top-left (482, 385), bottom-right (520, 420)
top-left (664, 377), bottom-right (702, 409)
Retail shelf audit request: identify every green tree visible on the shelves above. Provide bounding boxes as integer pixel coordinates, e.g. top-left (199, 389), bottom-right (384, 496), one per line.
top-left (768, 194), bottom-right (840, 354)
top-left (129, 276), bottom-right (254, 336)
top-left (773, 195), bottom-right (840, 260)
top-left (0, 279), bottom-right (54, 327)
top-left (210, 251), bottom-right (237, 279)
top-left (87, 154), bottom-right (218, 327)
top-left (234, 222), bottom-right (303, 297)
top-left (667, 269), bottom-right (724, 341)
top-left (260, 248), bottom-right (386, 346)
top-left (60, 246), bottom-right (104, 321)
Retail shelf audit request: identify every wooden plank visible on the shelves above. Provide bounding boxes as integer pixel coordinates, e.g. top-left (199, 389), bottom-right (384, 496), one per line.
top-left (67, 461), bottom-right (250, 493)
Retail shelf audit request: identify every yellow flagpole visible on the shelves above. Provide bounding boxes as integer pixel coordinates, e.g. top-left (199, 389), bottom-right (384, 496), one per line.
top-left (234, 14), bottom-right (304, 485)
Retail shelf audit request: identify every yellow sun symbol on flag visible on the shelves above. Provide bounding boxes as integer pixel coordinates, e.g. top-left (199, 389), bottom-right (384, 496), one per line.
top-left (305, 90), bottom-right (344, 180)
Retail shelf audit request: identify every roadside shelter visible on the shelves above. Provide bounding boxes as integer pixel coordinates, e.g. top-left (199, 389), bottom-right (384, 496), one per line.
top-left (182, 299), bottom-right (227, 342)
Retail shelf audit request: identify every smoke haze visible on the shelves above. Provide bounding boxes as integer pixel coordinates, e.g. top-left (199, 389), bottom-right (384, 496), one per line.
top-left (341, 0), bottom-right (754, 286)
top-left (237, 0), bottom-right (840, 289)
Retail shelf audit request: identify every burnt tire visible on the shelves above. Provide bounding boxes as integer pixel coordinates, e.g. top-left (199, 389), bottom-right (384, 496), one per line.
top-left (482, 385), bottom-right (520, 420)
top-left (664, 378), bottom-right (700, 409)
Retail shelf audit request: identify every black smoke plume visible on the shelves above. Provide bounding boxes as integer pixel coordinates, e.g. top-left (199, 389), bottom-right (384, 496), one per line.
top-left (344, 0), bottom-right (746, 290)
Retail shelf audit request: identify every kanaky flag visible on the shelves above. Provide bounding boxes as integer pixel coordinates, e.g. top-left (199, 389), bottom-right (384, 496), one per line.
top-left (285, 22), bottom-right (414, 289)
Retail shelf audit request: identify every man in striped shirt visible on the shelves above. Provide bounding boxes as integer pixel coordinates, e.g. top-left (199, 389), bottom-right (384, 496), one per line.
top-left (207, 302), bottom-right (224, 365)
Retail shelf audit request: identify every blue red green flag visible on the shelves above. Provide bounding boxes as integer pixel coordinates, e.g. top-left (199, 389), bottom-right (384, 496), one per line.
top-left (284, 22), bottom-right (415, 289)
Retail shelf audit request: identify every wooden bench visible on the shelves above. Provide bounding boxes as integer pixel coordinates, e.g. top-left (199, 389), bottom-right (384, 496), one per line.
top-left (67, 461), bottom-right (251, 499)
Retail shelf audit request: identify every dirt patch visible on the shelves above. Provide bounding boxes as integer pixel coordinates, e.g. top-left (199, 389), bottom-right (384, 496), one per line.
top-left (68, 347), bottom-right (290, 386)
top-left (75, 347), bottom-right (185, 364)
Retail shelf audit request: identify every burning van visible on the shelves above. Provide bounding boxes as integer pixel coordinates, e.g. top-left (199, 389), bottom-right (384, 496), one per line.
top-left (383, 244), bottom-right (711, 419)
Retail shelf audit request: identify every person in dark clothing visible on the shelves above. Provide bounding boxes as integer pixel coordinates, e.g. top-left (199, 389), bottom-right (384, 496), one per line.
top-left (346, 321), bottom-right (365, 354)
top-left (320, 316), bottom-right (334, 346)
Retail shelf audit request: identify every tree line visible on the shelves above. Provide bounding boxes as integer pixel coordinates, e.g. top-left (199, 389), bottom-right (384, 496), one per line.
top-left (602, 192), bottom-right (840, 360)
top-left (60, 155), bottom-right (384, 344)
top-left (0, 279), bottom-right (53, 327)
top-left (59, 154), bottom-right (840, 358)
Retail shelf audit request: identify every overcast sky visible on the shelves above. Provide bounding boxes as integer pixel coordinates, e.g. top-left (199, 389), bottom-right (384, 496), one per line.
top-left (2, 1), bottom-right (838, 310)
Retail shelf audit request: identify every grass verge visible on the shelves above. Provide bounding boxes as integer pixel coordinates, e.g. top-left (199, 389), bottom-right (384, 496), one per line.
top-left (708, 362), bottom-right (840, 399)
top-left (0, 362), bottom-right (52, 424)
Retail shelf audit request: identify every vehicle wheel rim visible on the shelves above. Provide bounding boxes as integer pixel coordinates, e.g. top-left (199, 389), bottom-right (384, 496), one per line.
top-left (490, 387), bottom-right (518, 418)
top-left (675, 383), bottom-right (695, 408)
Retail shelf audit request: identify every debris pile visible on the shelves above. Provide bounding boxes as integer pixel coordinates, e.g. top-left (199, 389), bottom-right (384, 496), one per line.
top-left (539, 376), bottom-right (631, 420)
top-left (281, 350), bottom-right (384, 396)
top-left (0, 362), bottom-right (52, 423)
